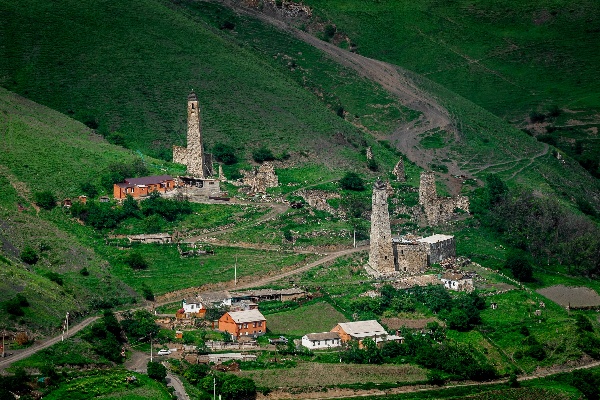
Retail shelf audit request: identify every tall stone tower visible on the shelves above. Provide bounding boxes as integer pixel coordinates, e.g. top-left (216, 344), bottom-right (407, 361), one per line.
top-left (368, 179), bottom-right (395, 274)
top-left (418, 171), bottom-right (437, 206)
top-left (173, 91), bottom-right (213, 178)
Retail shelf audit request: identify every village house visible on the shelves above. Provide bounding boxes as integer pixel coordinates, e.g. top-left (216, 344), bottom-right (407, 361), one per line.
top-left (331, 320), bottom-right (394, 348)
top-left (301, 332), bottom-right (342, 350)
top-left (218, 309), bottom-right (266, 339)
top-left (440, 272), bottom-right (474, 292)
top-left (230, 288), bottom-right (306, 303)
top-left (113, 175), bottom-right (175, 199)
top-left (181, 299), bottom-right (206, 318)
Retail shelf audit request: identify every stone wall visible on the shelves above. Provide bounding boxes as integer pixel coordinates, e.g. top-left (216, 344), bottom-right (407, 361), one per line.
top-left (418, 172), bottom-right (469, 225)
top-left (242, 162), bottom-right (279, 193)
top-left (298, 189), bottom-right (343, 216)
top-left (173, 146), bottom-right (187, 165)
top-left (392, 241), bottom-right (428, 275)
top-left (419, 235), bottom-right (456, 264)
top-left (392, 158), bottom-right (406, 182)
top-left (368, 180), bottom-right (395, 274)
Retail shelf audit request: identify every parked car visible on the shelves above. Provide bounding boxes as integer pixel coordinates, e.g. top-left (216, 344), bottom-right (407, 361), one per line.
top-left (157, 349), bottom-right (171, 356)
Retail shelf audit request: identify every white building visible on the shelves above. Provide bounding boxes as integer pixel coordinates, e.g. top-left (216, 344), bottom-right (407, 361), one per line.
top-left (301, 332), bottom-right (341, 350)
top-left (440, 272), bottom-right (474, 292)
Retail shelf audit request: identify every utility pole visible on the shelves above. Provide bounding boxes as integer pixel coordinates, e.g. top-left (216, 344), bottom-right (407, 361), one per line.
top-left (353, 230), bottom-right (356, 248)
top-left (1, 329), bottom-right (5, 358)
top-left (150, 333), bottom-right (153, 363)
top-left (234, 256), bottom-right (237, 286)
top-left (213, 376), bottom-right (216, 400)
top-left (66, 312), bottom-right (69, 337)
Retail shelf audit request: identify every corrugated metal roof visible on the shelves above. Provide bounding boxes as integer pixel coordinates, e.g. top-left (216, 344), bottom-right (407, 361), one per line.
top-left (336, 320), bottom-right (387, 338)
top-left (418, 234), bottom-right (454, 244)
top-left (227, 309), bottom-right (266, 324)
top-left (124, 175), bottom-right (173, 186)
top-left (304, 332), bottom-right (340, 341)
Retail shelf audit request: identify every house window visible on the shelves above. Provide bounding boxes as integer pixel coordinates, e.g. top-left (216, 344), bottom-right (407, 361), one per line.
top-left (253, 322), bottom-right (257, 328)
top-left (238, 324), bottom-right (242, 329)
top-left (258, 321), bottom-right (262, 327)
top-left (243, 323), bottom-right (248, 329)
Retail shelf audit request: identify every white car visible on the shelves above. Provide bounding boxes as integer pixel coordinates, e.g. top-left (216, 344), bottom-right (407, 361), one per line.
top-left (157, 349), bottom-right (171, 356)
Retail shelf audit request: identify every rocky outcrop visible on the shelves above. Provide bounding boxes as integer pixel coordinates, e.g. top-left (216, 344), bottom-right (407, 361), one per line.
top-left (242, 162), bottom-right (279, 193)
top-left (392, 158), bottom-right (406, 182)
top-left (298, 190), bottom-right (344, 216)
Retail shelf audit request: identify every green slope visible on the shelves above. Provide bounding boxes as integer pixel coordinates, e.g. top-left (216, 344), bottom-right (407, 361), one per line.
top-left (0, 88), bottom-right (140, 331)
top-left (0, 0), bottom-right (377, 165)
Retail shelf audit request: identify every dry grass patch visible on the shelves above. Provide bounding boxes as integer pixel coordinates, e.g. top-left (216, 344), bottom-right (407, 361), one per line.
top-left (266, 301), bottom-right (348, 336)
top-left (237, 362), bottom-right (426, 388)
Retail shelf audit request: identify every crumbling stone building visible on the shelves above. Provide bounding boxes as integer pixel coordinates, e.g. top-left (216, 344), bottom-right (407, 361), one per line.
top-left (173, 91), bottom-right (214, 178)
top-left (419, 172), bottom-right (469, 225)
top-left (241, 162), bottom-right (279, 194)
top-left (392, 158), bottom-right (406, 182)
top-left (391, 234), bottom-right (456, 274)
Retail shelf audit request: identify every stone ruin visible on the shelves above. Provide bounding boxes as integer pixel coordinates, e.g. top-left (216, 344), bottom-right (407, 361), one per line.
top-left (298, 189), bottom-right (344, 217)
top-left (367, 180), bottom-right (395, 275)
top-left (173, 91), bottom-right (214, 178)
top-left (366, 146), bottom-right (373, 160)
top-left (242, 162), bottom-right (279, 194)
top-left (392, 158), bottom-right (406, 182)
top-left (418, 172), bottom-right (469, 225)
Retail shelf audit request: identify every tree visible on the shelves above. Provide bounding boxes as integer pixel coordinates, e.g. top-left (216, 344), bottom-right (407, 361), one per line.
top-left (220, 375), bottom-right (256, 400)
top-left (505, 250), bottom-right (534, 282)
top-left (485, 174), bottom-right (508, 206)
top-left (121, 195), bottom-right (140, 219)
top-left (213, 143), bottom-right (237, 165)
top-left (125, 252), bottom-right (148, 270)
top-left (121, 310), bottom-right (159, 340)
top-left (339, 172), bottom-right (365, 191)
top-left (252, 146), bottom-right (275, 163)
top-left (33, 190), bottom-right (57, 210)
top-left (20, 246), bottom-right (39, 265)
top-left (147, 361), bottom-right (167, 382)
top-left (80, 182), bottom-right (98, 198)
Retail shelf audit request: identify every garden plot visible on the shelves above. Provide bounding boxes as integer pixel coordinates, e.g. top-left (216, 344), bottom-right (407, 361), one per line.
top-left (537, 285), bottom-right (600, 308)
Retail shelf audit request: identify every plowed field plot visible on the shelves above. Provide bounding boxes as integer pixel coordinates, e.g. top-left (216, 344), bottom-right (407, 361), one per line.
top-left (537, 285), bottom-right (600, 308)
top-left (237, 362), bottom-right (426, 388)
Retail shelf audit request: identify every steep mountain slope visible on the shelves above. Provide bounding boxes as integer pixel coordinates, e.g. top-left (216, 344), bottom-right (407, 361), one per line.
top-left (0, 88), bottom-right (139, 331)
top-left (0, 0), bottom-right (386, 166)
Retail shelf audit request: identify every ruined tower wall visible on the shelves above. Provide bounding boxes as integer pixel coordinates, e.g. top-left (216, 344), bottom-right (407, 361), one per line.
top-left (186, 94), bottom-right (206, 177)
top-left (368, 182), bottom-right (395, 274)
top-left (172, 146), bottom-right (188, 165)
top-left (393, 243), bottom-right (428, 275)
top-left (393, 158), bottom-right (406, 182)
top-left (419, 172), bottom-right (469, 225)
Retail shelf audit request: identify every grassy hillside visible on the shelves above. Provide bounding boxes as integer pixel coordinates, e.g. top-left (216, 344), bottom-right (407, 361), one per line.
top-left (0, 0), bottom-right (403, 166)
top-left (301, 0), bottom-right (600, 121)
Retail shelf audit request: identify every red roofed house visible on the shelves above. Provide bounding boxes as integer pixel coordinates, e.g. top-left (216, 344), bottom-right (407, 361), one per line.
top-left (218, 309), bottom-right (266, 340)
top-left (113, 175), bottom-right (175, 199)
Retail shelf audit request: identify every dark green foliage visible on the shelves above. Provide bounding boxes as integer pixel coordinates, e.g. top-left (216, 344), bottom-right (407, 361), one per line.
top-left (82, 314), bottom-right (125, 363)
top-left (125, 252), bottom-right (148, 270)
top-left (141, 283), bottom-right (155, 301)
top-left (46, 271), bottom-right (63, 286)
top-left (485, 174), bottom-right (508, 206)
top-left (3, 294), bottom-right (29, 316)
top-left (283, 229), bottom-right (293, 242)
top-left (199, 373), bottom-right (256, 400)
top-left (80, 267), bottom-right (90, 276)
top-left (571, 369), bottom-right (600, 400)
top-left (143, 214), bottom-right (165, 234)
top-left (508, 372), bottom-right (520, 388)
top-left (367, 157), bottom-right (378, 171)
top-left (504, 250), bottom-right (534, 282)
top-left (575, 314), bottom-right (594, 332)
top-left (183, 364), bottom-right (210, 385)
top-left (525, 344), bottom-right (546, 361)
top-left (141, 192), bottom-right (193, 222)
top-left (33, 190), bottom-right (57, 210)
top-left (252, 146), bottom-right (275, 163)
top-left (204, 305), bottom-right (228, 321)
top-left (213, 143), bottom-right (238, 165)
top-left (20, 245), bottom-right (39, 265)
top-left (578, 332), bottom-right (600, 359)
top-left (85, 202), bottom-right (120, 230)
top-left (147, 361), bottom-right (167, 382)
top-left (121, 310), bottom-right (159, 341)
top-left (121, 195), bottom-right (141, 219)
top-left (80, 182), bottom-right (98, 198)
top-left (339, 172), bottom-right (365, 191)
top-left (427, 370), bottom-right (446, 386)
top-left (324, 24), bottom-right (336, 39)
top-left (529, 111), bottom-right (546, 123)
top-left (548, 105), bottom-right (562, 118)
top-left (519, 325), bottom-right (530, 336)
top-left (341, 193), bottom-right (370, 218)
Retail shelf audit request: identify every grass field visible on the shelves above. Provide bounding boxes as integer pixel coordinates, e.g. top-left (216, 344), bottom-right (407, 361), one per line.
top-left (237, 362), bottom-right (426, 389)
top-left (43, 369), bottom-right (171, 400)
top-left (265, 300), bottom-right (348, 336)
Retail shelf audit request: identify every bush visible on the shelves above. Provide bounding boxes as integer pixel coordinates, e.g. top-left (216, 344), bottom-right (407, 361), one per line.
top-left (125, 252), bottom-right (148, 270)
top-left (339, 172), bottom-right (365, 191)
top-left (33, 190), bottom-right (57, 210)
top-left (505, 250), bottom-right (534, 282)
top-left (147, 361), bottom-right (167, 382)
top-left (252, 146), bottom-right (275, 163)
top-left (530, 111), bottom-right (546, 123)
top-left (213, 143), bottom-right (237, 165)
top-left (46, 272), bottom-right (63, 286)
top-left (367, 158), bottom-right (378, 171)
top-left (20, 246), bottom-right (39, 265)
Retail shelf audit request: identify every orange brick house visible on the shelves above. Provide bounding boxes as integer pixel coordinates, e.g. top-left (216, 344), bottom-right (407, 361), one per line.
top-left (113, 175), bottom-right (175, 199)
top-left (218, 309), bottom-right (266, 339)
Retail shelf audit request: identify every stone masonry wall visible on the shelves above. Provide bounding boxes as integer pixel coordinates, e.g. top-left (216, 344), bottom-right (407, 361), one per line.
top-left (298, 190), bottom-right (343, 216)
top-left (419, 172), bottom-right (469, 225)
top-left (393, 242), bottom-right (428, 275)
top-left (368, 181), bottom-right (395, 274)
top-left (242, 162), bottom-right (279, 193)
top-left (427, 237), bottom-right (456, 264)
top-left (393, 158), bottom-right (406, 182)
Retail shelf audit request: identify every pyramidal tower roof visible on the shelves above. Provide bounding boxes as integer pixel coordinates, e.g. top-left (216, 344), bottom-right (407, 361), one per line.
top-left (188, 90), bottom-right (198, 101)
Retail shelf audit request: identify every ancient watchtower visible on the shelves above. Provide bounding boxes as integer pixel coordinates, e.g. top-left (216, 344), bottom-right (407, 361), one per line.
top-left (173, 91), bottom-right (213, 178)
top-left (368, 179), bottom-right (395, 274)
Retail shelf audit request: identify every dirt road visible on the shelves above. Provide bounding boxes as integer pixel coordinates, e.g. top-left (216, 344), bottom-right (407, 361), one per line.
top-left (0, 316), bottom-right (99, 371)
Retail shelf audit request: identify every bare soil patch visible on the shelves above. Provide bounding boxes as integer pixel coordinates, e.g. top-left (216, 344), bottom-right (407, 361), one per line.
top-left (537, 285), bottom-right (600, 308)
